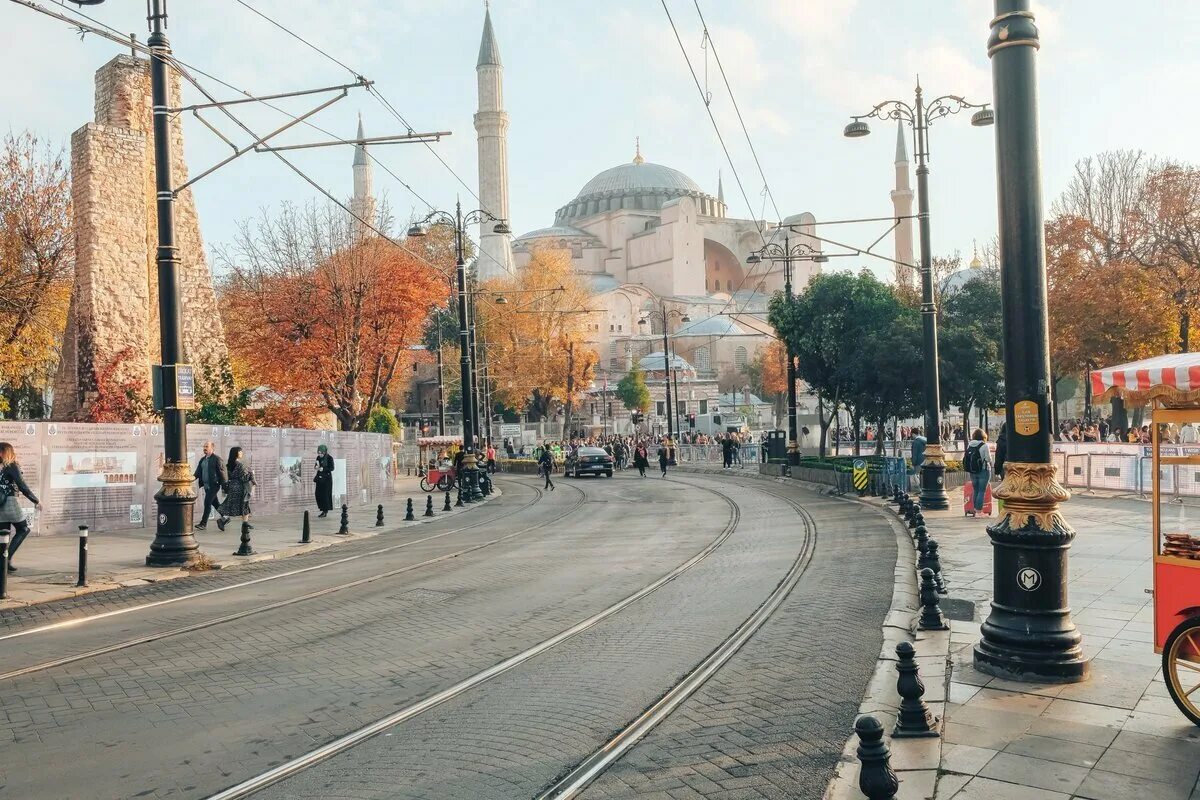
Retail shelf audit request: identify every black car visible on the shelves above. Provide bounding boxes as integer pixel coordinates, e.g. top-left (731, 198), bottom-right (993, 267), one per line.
top-left (565, 446), bottom-right (614, 478)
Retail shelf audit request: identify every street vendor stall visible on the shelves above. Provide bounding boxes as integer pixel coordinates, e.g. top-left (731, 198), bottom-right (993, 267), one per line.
top-left (1092, 354), bottom-right (1200, 725)
top-left (416, 435), bottom-right (462, 492)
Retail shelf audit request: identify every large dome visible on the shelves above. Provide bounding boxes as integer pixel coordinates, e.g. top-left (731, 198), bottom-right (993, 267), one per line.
top-left (575, 161), bottom-right (703, 198)
top-left (554, 150), bottom-right (726, 226)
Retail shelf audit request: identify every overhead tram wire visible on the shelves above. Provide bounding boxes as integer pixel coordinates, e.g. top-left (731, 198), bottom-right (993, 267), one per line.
top-left (31, 0), bottom-right (458, 279)
top-left (231, 0), bottom-right (515, 276)
top-left (659, 0), bottom-right (783, 345)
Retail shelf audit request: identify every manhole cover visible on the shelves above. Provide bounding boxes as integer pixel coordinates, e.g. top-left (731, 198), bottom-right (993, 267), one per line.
top-left (940, 597), bottom-right (975, 622)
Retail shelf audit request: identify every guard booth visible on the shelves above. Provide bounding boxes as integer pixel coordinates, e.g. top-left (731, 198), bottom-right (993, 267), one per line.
top-left (765, 430), bottom-right (788, 464)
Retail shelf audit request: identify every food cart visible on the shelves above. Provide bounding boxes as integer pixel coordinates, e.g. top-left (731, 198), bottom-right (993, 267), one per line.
top-left (1092, 354), bottom-right (1200, 725)
top-left (416, 435), bottom-right (461, 492)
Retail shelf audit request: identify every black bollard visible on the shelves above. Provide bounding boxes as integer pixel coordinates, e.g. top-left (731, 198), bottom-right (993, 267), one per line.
top-left (405, 498), bottom-right (415, 521)
top-left (908, 511), bottom-right (923, 530)
top-left (855, 715), bottom-right (899, 800)
top-left (338, 504), bottom-right (350, 535)
top-left (300, 510), bottom-right (311, 544)
top-left (0, 532), bottom-right (9, 600)
top-left (455, 486), bottom-right (464, 508)
top-left (443, 491), bottom-right (452, 511)
top-left (234, 521), bottom-right (255, 556)
top-left (918, 568), bottom-right (949, 631)
top-left (375, 504), bottom-right (384, 527)
top-left (914, 524), bottom-right (928, 552)
top-left (76, 525), bottom-right (89, 588)
top-left (893, 641), bottom-right (937, 738)
top-left (917, 535), bottom-right (931, 569)
top-left (927, 540), bottom-right (947, 594)
top-left (424, 495), bottom-right (434, 517)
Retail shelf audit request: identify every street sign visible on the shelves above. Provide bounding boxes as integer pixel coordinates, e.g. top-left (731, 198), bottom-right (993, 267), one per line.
top-left (499, 423), bottom-right (520, 439)
top-left (852, 458), bottom-right (868, 494)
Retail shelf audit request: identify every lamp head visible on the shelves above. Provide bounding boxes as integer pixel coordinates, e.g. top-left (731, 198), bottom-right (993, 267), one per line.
top-left (681, 315), bottom-right (691, 323)
top-left (406, 223), bottom-right (426, 238)
top-left (843, 120), bottom-right (871, 138)
top-left (814, 255), bottom-right (829, 263)
top-left (71, 0), bottom-right (107, 4)
top-left (970, 107), bottom-right (995, 127)
top-left (492, 221), bottom-right (511, 234)
top-left (746, 253), bottom-right (761, 264)
top-left (637, 317), bottom-right (648, 328)
top-left (493, 295), bottom-right (509, 304)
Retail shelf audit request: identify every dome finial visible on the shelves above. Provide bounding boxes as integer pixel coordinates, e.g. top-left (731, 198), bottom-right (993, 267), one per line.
top-left (970, 239), bottom-right (982, 268)
top-left (633, 136), bottom-right (644, 165)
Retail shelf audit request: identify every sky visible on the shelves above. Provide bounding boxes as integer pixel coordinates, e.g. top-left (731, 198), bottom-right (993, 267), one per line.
top-left (3, 0), bottom-right (1200, 284)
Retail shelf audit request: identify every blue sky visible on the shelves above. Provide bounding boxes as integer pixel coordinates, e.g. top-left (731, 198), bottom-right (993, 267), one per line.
top-left (3, 0), bottom-right (1199, 283)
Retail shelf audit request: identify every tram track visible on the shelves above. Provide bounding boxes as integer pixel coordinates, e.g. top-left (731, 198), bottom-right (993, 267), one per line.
top-left (0, 478), bottom-right (589, 682)
top-left (204, 474), bottom-right (819, 800)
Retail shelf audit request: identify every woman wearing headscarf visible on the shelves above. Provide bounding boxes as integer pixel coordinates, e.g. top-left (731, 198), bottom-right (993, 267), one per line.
top-left (314, 444), bottom-right (335, 517)
top-left (0, 442), bottom-right (40, 573)
top-left (217, 446), bottom-right (256, 532)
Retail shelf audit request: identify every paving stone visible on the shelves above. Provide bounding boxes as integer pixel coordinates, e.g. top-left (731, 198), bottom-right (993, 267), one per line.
top-left (1074, 768), bottom-right (1195, 800)
top-left (1002, 733), bottom-right (1104, 768)
top-left (977, 752), bottom-right (1089, 795)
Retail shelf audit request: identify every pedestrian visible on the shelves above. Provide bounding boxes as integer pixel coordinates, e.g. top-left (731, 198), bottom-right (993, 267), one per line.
top-left (486, 442), bottom-right (497, 474)
top-left (538, 443), bottom-right (555, 491)
top-left (659, 440), bottom-right (670, 477)
top-left (910, 426), bottom-right (926, 491)
top-left (217, 446), bottom-right (256, 532)
top-left (634, 442), bottom-right (649, 477)
top-left (994, 422), bottom-right (1007, 479)
top-left (964, 428), bottom-right (993, 518)
top-left (0, 442), bottom-right (41, 573)
top-left (192, 440), bottom-right (227, 529)
top-left (314, 444), bottom-right (335, 518)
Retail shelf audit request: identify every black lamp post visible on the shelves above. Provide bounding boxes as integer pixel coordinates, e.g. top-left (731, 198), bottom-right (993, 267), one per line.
top-left (409, 202), bottom-right (509, 502)
top-left (844, 82), bottom-right (993, 509)
top-left (974, 0), bottom-right (1088, 683)
top-left (748, 236), bottom-right (827, 467)
top-left (638, 303), bottom-right (689, 442)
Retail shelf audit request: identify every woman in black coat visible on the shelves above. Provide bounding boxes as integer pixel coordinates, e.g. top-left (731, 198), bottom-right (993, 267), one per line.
top-left (217, 447), bottom-right (256, 532)
top-left (314, 444), bottom-right (335, 517)
top-left (633, 443), bottom-right (649, 477)
top-left (658, 441), bottom-right (670, 477)
top-left (0, 441), bottom-right (41, 573)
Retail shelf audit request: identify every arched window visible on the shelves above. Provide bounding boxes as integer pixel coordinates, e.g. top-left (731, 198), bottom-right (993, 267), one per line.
top-left (695, 346), bottom-right (711, 370)
top-left (735, 346), bottom-right (748, 370)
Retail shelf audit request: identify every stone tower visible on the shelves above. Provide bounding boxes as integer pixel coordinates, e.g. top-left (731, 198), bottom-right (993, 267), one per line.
top-left (474, 5), bottom-right (512, 280)
top-left (349, 113), bottom-right (376, 229)
top-left (54, 55), bottom-right (228, 420)
top-left (890, 120), bottom-right (916, 288)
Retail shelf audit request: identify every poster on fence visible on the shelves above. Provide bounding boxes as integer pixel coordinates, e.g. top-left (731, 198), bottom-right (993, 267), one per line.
top-left (41, 422), bottom-right (149, 535)
top-left (277, 427), bottom-right (308, 511)
top-left (0, 422), bottom-right (42, 527)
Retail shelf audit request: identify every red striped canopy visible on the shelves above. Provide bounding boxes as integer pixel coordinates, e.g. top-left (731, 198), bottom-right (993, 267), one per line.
top-left (1090, 354), bottom-right (1200, 404)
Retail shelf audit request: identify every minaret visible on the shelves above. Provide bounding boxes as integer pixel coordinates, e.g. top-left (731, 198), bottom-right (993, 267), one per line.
top-left (474, 5), bottom-right (512, 279)
top-left (890, 120), bottom-right (915, 287)
top-left (350, 113), bottom-right (375, 230)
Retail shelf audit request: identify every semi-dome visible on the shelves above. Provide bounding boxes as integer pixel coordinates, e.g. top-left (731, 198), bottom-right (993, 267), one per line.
top-left (514, 225), bottom-right (602, 245)
top-left (674, 316), bottom-right (747, 337)
top-left (554, 144), bottom-right (727, 226)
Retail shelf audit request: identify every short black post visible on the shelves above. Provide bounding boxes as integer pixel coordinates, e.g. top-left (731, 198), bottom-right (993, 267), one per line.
top-left (300, 510), bottom-right (311, 544)
top-left (855, 715), bottom-right (899, 800)
top-left (927, 540), bottom-right (947, 594)
top-left (0, 532), bottom-right (10, 600)
top-left (443, 491), bottom-right (452, 511)
top-left (338, 504), bottom-right (349, 535)
top-left (375, 504), bottom-right (384, 527)
top-left (918, 567), bottom-right (949, 631)
top-left (76, 525), bottom-right (89, 588)
top-left (424, 496), bottom-right (434, 517)
top-left (917, 535), bottom-right (932, 571)
top-left (893, 641), bottom-right (938, 737)
top-left (455, 486), bottom-right (464, 508)
top-left (405, 498), bottom-right (415, 521)
top-left (234, 521), bottom-right (254, 556)
top-left (914, 524), bottom-right (928, 550)
top-left (908, 511), bottom-right (923, 530)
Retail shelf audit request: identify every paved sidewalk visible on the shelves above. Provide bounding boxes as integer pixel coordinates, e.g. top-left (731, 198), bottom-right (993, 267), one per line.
top-left (0, 476), bottom-right (486, 609)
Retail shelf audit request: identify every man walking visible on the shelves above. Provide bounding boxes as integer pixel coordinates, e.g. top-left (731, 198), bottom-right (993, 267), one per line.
top-left (538, 444), bottom-right (555, 491)
top-left (910, 426), bottom-right (926, 493)
top-left (193, 441), bottom-right (226, 530)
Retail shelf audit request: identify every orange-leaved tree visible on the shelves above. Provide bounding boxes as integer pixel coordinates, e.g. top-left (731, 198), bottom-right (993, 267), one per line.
top-left (478, 245), bottom-right (598, 423)
top-left (757, 338), bottom-right (789, 426)
top-left (218, 201), bottom-right (448, 430)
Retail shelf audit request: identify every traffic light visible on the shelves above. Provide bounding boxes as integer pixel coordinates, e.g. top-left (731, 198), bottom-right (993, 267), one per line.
top-left (687, 412), bottom-right (696, 428)
top-left (631, 411), bottom-right (643, 424)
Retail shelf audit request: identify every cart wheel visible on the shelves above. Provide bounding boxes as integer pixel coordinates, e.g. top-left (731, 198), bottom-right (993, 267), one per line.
top-left (437, 475), bottom-right (452, 492)
top-left (1163, 615), bottom-right (1200, 727)
top-left (419, 477), bottom-right (434, 492)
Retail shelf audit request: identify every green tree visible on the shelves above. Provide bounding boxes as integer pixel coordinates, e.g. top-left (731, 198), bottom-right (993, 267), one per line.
top-left (191, 364), bottom-right (251, 425)
top-left (366, 404), bottom-right (401, 438)
top-left (616, 365), bottom-right (651, 413)
top-left (939, 274), bottom-right (1004, 427)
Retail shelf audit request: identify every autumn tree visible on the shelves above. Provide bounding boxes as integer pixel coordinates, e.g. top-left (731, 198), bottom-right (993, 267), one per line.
top-left (616, 365), bottom-right (651, 413)
top-left (217, 201), bottom-right (447, 431)
top-left (0, 132), bottom-right (73, 417)
top-left (755, 338), bottom-right (789, 427)
top-left (478, 245), bottom-right (598, 423)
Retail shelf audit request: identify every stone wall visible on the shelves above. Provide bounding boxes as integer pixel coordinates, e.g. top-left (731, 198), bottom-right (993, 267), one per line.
top-left (54, 55), bottom-right (227, 419)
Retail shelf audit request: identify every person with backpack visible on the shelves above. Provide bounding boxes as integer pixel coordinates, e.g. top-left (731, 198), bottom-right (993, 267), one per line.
top-left (964, 428), bottom-right (993, 517)
top-left (0, 442), bottom-right (40, 573)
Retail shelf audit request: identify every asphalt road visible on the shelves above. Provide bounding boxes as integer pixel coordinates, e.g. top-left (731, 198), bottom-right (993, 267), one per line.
top-left (0, 470), bottom-right (896, 799)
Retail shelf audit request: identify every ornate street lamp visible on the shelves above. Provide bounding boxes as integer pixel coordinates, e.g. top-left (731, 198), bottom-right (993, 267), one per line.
top-left (408, 202), bottom-right (509, 501)
top-left (844, 81), bottom-right (993, 509)
top-left (749, 237), bottom-right (825, 467)
top-left (974, 0), bottom-right (1087, 683)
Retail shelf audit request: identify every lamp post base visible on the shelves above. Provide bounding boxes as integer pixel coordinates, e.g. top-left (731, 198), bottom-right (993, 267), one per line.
top-left (787, 440), bottom-right (800, 467)
top-left (973, 462), bottom-right (1090, 683)
top-left (919, 445), bottom-right (950, 510)
top-left (461, 452), bottom-right (482, 502)
top-left (146, 461), bottom-right (200, 567)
